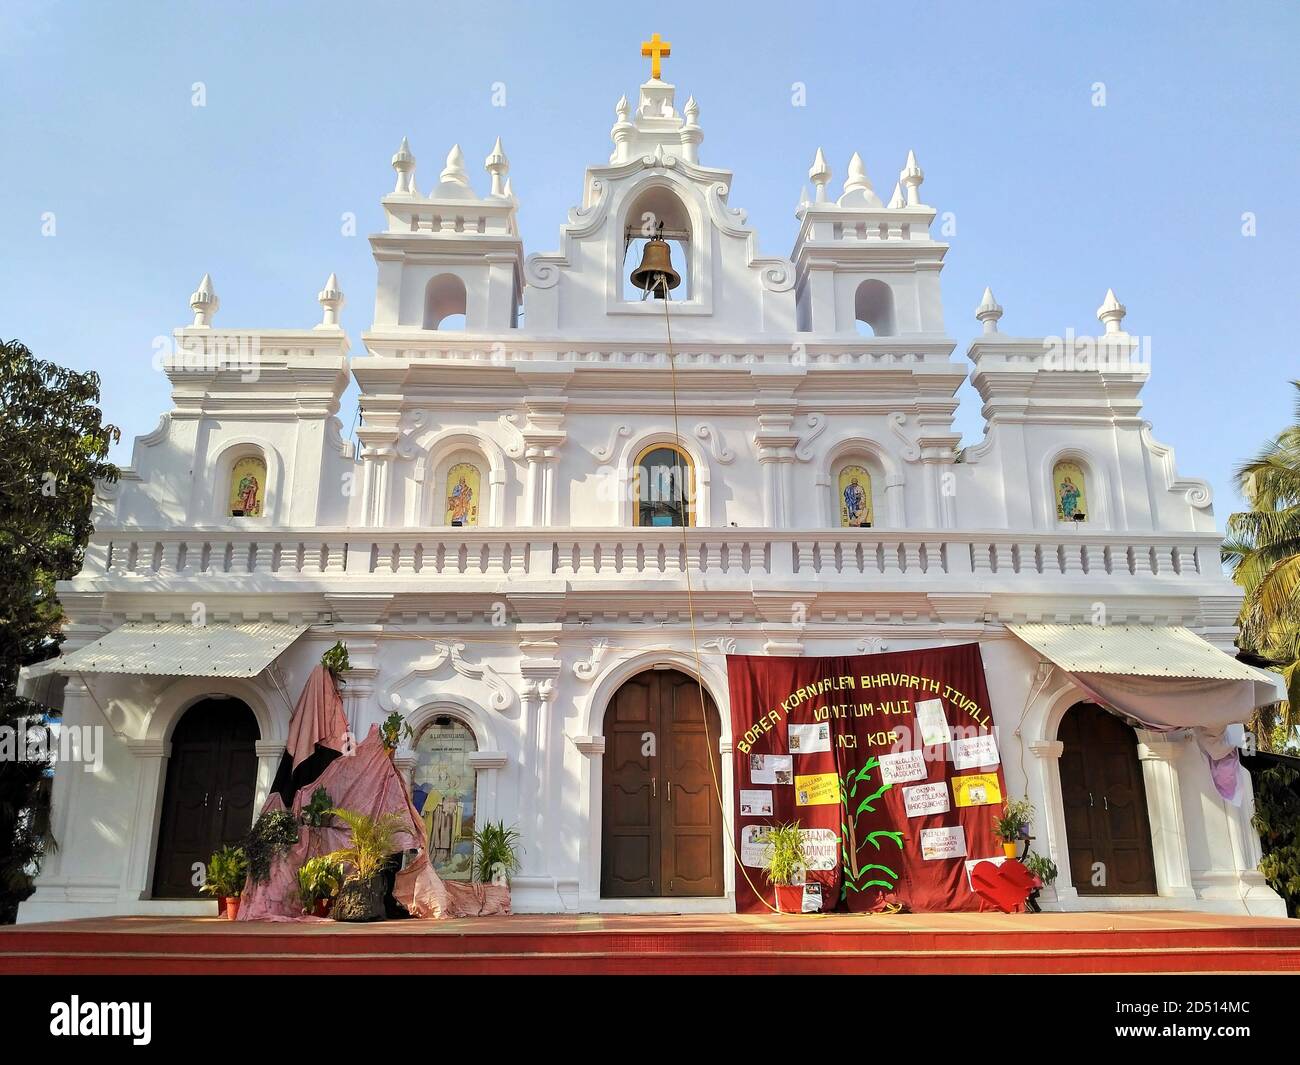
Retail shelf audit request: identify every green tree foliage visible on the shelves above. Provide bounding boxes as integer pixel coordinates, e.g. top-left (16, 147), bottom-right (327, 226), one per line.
top-left (1251, 762), bottom-right (1300, 917)
top-left (0, 340), bottom-right (118, 922)
top-left (1223, 380), bottom-right (1300, 750)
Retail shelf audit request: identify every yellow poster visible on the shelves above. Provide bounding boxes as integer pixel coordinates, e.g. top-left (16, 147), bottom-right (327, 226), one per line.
top-left (838, 465), bottom-right (873, 528)
top-left (952, 772), bottom-right (1002, 808)
top-left (794, 772), bottom-right (840, 807)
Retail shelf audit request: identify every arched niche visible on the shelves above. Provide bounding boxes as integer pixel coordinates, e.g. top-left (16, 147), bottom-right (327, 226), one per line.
top-left (854, 279), bottom-right (896, 337)
top-left (819, 438), bottom-right (905, 527)
top-left (1039, 449), bottom-right (1109, 529)
top-left (211, 440), bottom-right (282, 524)
top-left (621, 183), bottom-right (693, 300)
top-left (409, 428), bottom-right (510, 527)
top-left (424, 273), bottom-right (468, 330)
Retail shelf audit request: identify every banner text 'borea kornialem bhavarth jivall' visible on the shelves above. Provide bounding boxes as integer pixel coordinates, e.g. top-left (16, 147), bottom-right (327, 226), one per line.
top-left (727, 644), bottom-right (1007, 913)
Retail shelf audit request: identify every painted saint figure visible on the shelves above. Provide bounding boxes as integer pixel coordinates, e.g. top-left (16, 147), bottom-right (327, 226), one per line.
top-left (843, 476), bottom-right (867, 527)
top-left (237, 472), bottom-right (260, 516)
top-left (447, 476), bottom-right (474, 525)
top-left (1058, 477), bottom-right (1081, 519)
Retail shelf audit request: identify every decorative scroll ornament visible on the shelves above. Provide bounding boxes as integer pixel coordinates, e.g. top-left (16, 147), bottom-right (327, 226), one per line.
top-left (794, 413), bottom-right (827, 462)
top-left (857, 637), bottom-right (889, 654)
top-left (702, 637), bottom-right (738, 655)
top-left (498, 413), bottom-right (525, 458)
top-left (573, 639), bottom-right (609, 682)
top-left (694, 423), bottom-right (735, 464)
top-left (385, 641), bottom-right (514, 712)
top-left (888, 412), bottom-right (922, 462)
top-left (594, 424), bottom-right (631, 462)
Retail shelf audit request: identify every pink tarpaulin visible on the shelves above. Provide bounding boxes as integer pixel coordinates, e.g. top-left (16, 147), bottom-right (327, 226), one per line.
top-left (285, 665), bottom-right (350, 770)
top-left (238, 722), bottom-right (510, 921)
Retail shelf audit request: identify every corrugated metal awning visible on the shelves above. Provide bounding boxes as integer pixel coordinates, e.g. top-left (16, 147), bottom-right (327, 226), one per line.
top-left (1007, 623), bottom-right (1275, 683)
top-left (43, 622), bottom-right (309, 678)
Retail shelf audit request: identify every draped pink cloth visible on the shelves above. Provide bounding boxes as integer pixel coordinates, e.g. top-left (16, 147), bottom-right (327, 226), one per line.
top-left (238, 724), bottom-right (511, 920)
top-left (285, 665), bottom-right (350, 771)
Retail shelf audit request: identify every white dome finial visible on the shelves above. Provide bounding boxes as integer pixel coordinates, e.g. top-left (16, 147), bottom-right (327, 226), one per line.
top-left (317, 273), bottom-right (344, 329)
top-left (440, 144), bottom-right (469, 187)
top-left (901, 149), bottom-right (924, 207)
top-left (189, 273), bottom-right (219, 327)
top-left (975, 287), bottom-right (1003, 334)
top-left (391, 137), bottom-right (416, 195)
top-left (485, 137), bottom-right (509, 197)
top-left (1097, 288), bottom-right (1127, 334)
top-left (887, 182), bottom-right (905, 209)
top-left (809, 148), bottom-right (831, 203)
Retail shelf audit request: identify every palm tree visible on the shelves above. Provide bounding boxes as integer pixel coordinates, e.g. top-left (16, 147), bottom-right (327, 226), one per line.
top-left (1223, 381), bottom-right (1300, 750)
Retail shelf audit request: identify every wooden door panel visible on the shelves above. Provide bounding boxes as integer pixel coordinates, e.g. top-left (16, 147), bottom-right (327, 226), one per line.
top-left (601, 675), bottom-right (660, 897)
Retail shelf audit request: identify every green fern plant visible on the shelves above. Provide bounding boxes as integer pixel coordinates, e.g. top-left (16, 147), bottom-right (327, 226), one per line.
top-left (296, 855), bottom-right (345, 910)
top-left (323, 808), bottom-right (407, 883)
top-left (200, 845), bottom-right (249, 898)
top-left (760, 821), bottom-right (808, 886)
top-left (472, 820), bottom-right (522, 884)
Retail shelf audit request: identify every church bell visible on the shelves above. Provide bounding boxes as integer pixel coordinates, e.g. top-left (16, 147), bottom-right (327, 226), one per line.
top-left (629, 238), bottom-right (681, 299)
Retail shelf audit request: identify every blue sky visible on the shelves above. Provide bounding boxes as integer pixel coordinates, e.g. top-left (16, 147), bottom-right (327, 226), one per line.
top-left (2, 0), bottom-right (1296, 519)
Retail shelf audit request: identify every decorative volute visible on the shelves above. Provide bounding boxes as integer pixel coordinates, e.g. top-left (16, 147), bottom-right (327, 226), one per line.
top-left (975, 286), bottom-right (1003, 334)
top-left (1097, 288), bottom-right (1127, 334)
top-left (316, 273), bottom-right (344, 329)
top-left (189, 273), bottom-right (219, 327)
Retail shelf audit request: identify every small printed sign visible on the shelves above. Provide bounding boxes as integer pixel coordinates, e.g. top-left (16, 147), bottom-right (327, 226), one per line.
top-left (749, 753), bottom-right (793, 785)
top-left (902, 781), bottom-right (951, 818)
top-left (798, 828), bottom-right (840, 871)
top-left (878, 749), bottom-right (928, 785)
top-left (951, 733), bottom-right (1000, 771)
top-left (740, 824), bottom-right (770, 868)
top-left (915, 698), bottom-right (951, 747)
top-left (920, 825), bottom-right (968, 861)
top-left (739, 790), bottom-right (773, 817)
top-left (794, 772), bottom-right (840, 807)
top-left (788, 721), bottom-right (832, 754)
top-left (951, 772), bottom-right (1002, 808)
top-left (802, 882), bottom-right (823, 913)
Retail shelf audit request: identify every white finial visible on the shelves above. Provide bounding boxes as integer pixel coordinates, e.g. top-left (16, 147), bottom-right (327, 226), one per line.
top-left (440, 144), bottom-right (469, 187)
top-left (809, 147), bottom-right (831, 202)
top-left (485, 137), bottom-right (509, 197)
top-left (391, 136), bottom-right (415, 194)
top-left (189, 273), bottom-right (219, 327)
top-left (616, 94), bottom-right (630, 120)
top-left (503, 176), bottom-right (515, 202)
top-left (684, 95), bottom-right (699, 126)
top-left (901, 149), bottom-right (924, 207)
top-left (975, 287), bottom-right (1003, 334)
top-left (1097, 288), bottom-right (1127, 334)
top-left (887, 182), bottom-right (905, 209)
top-left (838, 152), bottom-right (882, 207)
top-left (317, 273), bottom-right (344, 329)
top-left (797, 185), bottom-right (810, 212)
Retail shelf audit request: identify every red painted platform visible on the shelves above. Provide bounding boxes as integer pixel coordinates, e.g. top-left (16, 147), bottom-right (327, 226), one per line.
top-left (3, 911), bottom-right (1298, 975)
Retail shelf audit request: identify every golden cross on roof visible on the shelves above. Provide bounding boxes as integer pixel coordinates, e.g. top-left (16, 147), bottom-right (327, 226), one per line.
top-left (641, 32), bottom-right (671, 81)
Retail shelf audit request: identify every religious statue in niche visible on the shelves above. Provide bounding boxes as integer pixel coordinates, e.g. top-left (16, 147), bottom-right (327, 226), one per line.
top-left (1053, 461), bottom-right (1088, 522)
top-left (444, 462), bottom-right (481, 526)
top-left (411, 719), bottom-right (478, 881)
top-left (838, 465), bottom-right (874, 528)
top-left (228, 456), bottom-right (265, 517)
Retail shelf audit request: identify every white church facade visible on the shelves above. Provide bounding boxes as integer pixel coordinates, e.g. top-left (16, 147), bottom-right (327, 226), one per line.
top-left (20, 45), bottom-right (1285, 921)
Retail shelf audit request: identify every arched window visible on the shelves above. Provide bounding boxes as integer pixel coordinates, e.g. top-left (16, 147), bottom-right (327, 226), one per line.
top-left (837, 464), bottom-right (874, 528)
top-left (411, 717), bottom-right (478, 882)
top-left (623, 185), bottom-right (692, 301)
top-left (443, 461), bottom-right (482, 527)
top-left (228, 454), bottom-right (267, 517)
top-left (423, 273), bottom-right (468, 330)
top-left (634, 443), bottom-right (694, 527)
top-left (854, 279), bottom-right (895, 337)
top-left (1053, 460), bottom-right (1090, 522)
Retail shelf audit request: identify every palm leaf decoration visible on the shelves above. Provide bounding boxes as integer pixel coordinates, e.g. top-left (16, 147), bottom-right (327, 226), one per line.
top-left (322, 808), bottom-right (407, 882)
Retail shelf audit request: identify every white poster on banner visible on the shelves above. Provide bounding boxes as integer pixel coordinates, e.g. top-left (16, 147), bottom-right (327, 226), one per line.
top-left (920, 825), bottom-right (968, 861)
top-left (740, 824), bottom-right (772, 868)
top-left (878, 749), bottom-right (927, 785)
top-left (749, 753), bottom-right (793, 785)
top-left (801, 882), bottom-right (823, 913)
top-left (798, 828), bottom-right (840, 871)
top-left (915, 698), bottom-right (951, 747)
top-left (788, 721), bottom-right (832, 754)
top-left (902, 781), bottom-right (951, 818)
top-left (739, 790), bottom-right (773, 817)
top-left (951, 733), bottom-right (1000, 771)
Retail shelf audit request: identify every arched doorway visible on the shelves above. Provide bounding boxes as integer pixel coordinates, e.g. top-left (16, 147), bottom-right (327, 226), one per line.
top-left (1058, 702), bottom-right (1157, 895)
top-left (601, 668), bottom-right (724, 898)
top-left (152, 698), bottom-right (259, 898)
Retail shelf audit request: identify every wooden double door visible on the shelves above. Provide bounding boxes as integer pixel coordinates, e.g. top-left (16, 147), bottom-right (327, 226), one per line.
top-left (601, 670), bottom-right (725, 898)
top-left (1059, 702), bottom-right (1158, 895)
top-left (152, 698), bottom-right (259, 898)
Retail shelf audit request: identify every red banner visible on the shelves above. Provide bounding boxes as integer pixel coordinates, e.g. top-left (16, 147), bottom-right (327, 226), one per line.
top-left (727, 644), bottom-right (1008, 913)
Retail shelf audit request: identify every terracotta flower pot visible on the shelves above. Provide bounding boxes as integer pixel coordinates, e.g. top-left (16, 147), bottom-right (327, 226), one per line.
top-left (1002, 841), bottom-right (1018, 859)
top-left (775, 884), bottom-right (805, 914)
top-left (224, 896), bottom-right (240, 920)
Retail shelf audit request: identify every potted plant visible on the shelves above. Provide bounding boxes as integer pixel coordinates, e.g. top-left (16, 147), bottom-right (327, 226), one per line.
top-left (473, 820), bottom-right (523, 886)
top-left (296, 855), bottom-right (344, 917)
top-left (1023, 852), bottom-right (1058, 913)
top-left (300, 786), bottom-right (335, 829)
top-left (380, 710), bottom-right (413, 758)
top-left (760, 821), bottom-right (810, 913)
top-left (323, 808), bottom-right (407, 922)
top-left (994, 798), bottom-right (1035, 859)
top-left (200, 844), bottom-right (248, 919)
top-left (321, 640), bottom-right (350, 681)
